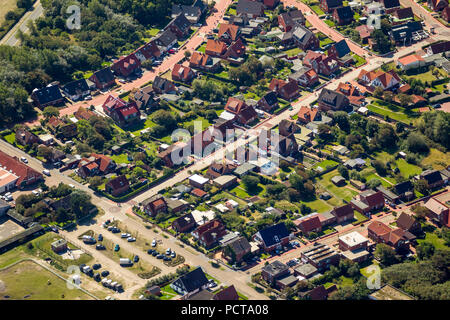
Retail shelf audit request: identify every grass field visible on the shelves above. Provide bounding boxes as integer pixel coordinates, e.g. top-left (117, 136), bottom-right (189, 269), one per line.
top-left (417, 232), bottom-right (449, 250)
top-left (230, 183), bottom-right (265, 199)
top-left (352, 54), bottom-right (366, 67)
top-left (301, 198), bottom-right (332, 213)
top-left (353, 210), bottom-right (369, 224)
top-left (395, 159), bottom-right (422, 178)
top-left (0, 0), bottom-right (17, 25)
top-left (283, 47), bottom-right (303, 57)
top-left (110, 153), bottom-right (130, 164)
top-left (3, 132), bottom-right (16, 144)
top-left (0, 260), bottom-right (94, 300)
top-left (310, 5), bottom-right (325, 16)
top-left (317, 169), bottom-right (359, 202)
top-left (367, 104), bottom-right (416, 124)
top-left (422, 148), bottom-right (450, 170)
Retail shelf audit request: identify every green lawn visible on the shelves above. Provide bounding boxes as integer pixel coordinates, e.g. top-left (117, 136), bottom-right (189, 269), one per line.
top-left (313, 159), bottom-right (338, 170)
top-left (403, 69), bottom-right (438, 83)
top-left (317, 169), bottom-right (359, 202)
top-left (422, 148), bottom-right (450, 170)
top-left (110, 153), bottom-right (130, 164)
top-left (324, 19), bottom-right (335, 27)
top-left (353, 210), bottom-right (369, 224)
top-left (352, 54), bottom-right (366, 67)
top-left (310, 5), bottom-right (325, 16)
top-left (301, 199), bottom-right (332, 213)
top-left (282, 47), bottom-right (303, 57)
top-left (230, 183), bottom-right (265, 199)
top-left (417, 232), bottom-right (449, 250)
top-left (395, 159), bottom-right (422, 178)
top-left (0, 260), bottom-right (94, 300)
top-left (3, 132), bottom-right (16, 144)
top-left (367, 104), bottom-right (415, 124)
top-left (148, 28), bottom-right (160, 36)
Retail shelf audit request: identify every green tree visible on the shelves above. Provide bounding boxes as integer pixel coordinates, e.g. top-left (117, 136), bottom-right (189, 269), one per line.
top-left (242, 175), bottom-right (260, 193)
top-left (374, 243), bottom-right (398, 266)
top-left (417, 242), bottom-right (435, 260)
top-left (43, 106), bottom-right (60, 118)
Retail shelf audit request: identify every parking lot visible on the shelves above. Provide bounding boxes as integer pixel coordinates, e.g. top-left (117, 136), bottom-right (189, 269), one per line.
top-left (0, 217), bottom-right (25, 242)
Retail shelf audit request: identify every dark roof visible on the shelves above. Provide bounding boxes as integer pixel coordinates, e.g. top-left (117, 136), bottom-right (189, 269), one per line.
top-left (262, 260), bottom-right (289, 276)
top-left (260, 91), bottom-right (278, 106)
top-left (32, 84), bottom-right (63, 105)
top-left (156, 29), bottom-right (177, 47)
top-left (257, 222), bottom-right (290, 248)
top-left (421, 169), bottom-right (443, 184)
top-left (332, 203), bottom-right (354, 217)
top-left (92, 67), bottom-right (115, 85)
top-left (193, 0), bottom-right (206, 12)
top-left (394, 7), bottom-right (414, 19)
top-left (332, 39), bottom-right (351, 58)
top-left (323, 0), bottom-right (343, 8)
top-left (383, 0), bottom-right (400, 9)
top-left (236, 0), bottom-right (264, 16)
top-left (173, 213), bottom-right (196, 230)
top-left (396, 212), bottom-right (418, 231)
top-left (227, 236), bottom-right (251, 255)
top-left (213, 285), bottom-right (240, 300)
top-left (62, 79), bottom-right (89, 96)
top-left (334, 6), bottom-right (353, 21)
top-left (49, 194), bottom-right (72, 211)
top-left (393, 180), bottom-right (414, 195)
top-left (105, 175), bottom-right (129, 190)
top-left (428, 41), bottom-right (450, 54)
top-left (292, 25), bottom-right (316, 46)
top-left (153, 76), bottom-right (175, 92)
top-left (172, 267), bottom-right (209, 293)
top-left (169, 13), bottom-right (191, 30)
top-left (318, 88), bottom-right (349, 109)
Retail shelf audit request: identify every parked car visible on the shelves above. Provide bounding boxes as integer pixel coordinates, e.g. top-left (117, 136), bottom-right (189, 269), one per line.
top-left (165, 248), bottom-right (171, 255)
top-left (171, 252), bottom-right (176, 258)
top-left (114, 244), bottom-right (120, 252)
top-left (20, 156), bottom-right (28, 163)
top-left (147, 249), bottom-right (154, 255)
top-left (96, 244), bottom-right (106, 250)
top-left (151, 240), bottom-right (157, 247)
top-left (208, 279), bottom-right (217, 288)
top-left (93, 263), bottom-right (101, 270)
top-left (156, 254), bottom-right (164, 259)
top-left (101, 270), bottom-right (110, 277)
top-left (127, 237), bottom-right (136, 242)
top-left (43, 169), bottom-right (51, 176)
top-left (152, 251), bottom-right (158, 257)
top-left (98, 234), bottom-right (103, 241)
top-left (134, 255), bottom-right (139, 263)
top-left (163, 256), bottom-right (171, 261)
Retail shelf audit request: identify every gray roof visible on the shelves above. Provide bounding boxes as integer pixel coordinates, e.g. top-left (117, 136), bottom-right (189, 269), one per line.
top-left (294, 263), bottom-right (318, 277)
top-left (262, 260), bottom-right (289, 276)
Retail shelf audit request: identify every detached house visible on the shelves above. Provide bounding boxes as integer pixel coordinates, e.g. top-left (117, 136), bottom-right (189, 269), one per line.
top-left (189, 52), bottom-right (221, 72)
top-left (427, 0), bottom-right (448, 11)
top-left (134, 41), bottom-right (161, 62)
top-left (0, 150), bottom-right (43, 190)
top-left (206, 162), bottom-right (236, 179)
top-left (77, 153), bottom-right (116, 179)
top-left (358, 69), bottom-right (401, 91)
top-left (172, 213), bottom-right (197, 233)
top-left (396, 212), bottom-right (422, 234)
top-left (278, 10), bottom-right (306, 32)
top-left (105, 175), bottom-right (130, 196)
top-left (74, 107), bottom-right (95, 121)
top-left (171, 3), bottom-right (203, 23)
top-left (382, 0), bottom-right (401, 13)
top-left (351, 189), bottom-right (385, 216)
top-left (102, 95), bottom-right (141, 127)
top-left (292, 25), bottom-right (320, 50)
top-left (416, 169), bottom-right (445, 189)
top-left (330, 203), bottom-right (354, 224)
top-left (142, 194), bottom-right (168, 217)
top-left (423, 197), bottom-right (449, 227)
top-left (218, 23), bottom-right (241, 43)
top-left (320, 0), bottom-right (343, 13)
top-left (303, 50), bottom-right (339, 76)
top-left (224, 97), bottom-right (258, 125)
top-left (31, 84), bottom-right (65, 108)
top-left (295, 214), bottom-right (322, 235)
top-left (333, 6), bottom-right (354, 25)
top-left (112, 54), bottom-right (141, 78)
top-left (205, 39), bottom-right (228, 57)
top-left (192, 219), bottom-right (227, 248)
top-left (236, 0), bottom-right (265, 18)
top-left (393, 180), bottom-right (415, 201)
top-left (155, 29), bottom-right (178, 51)
top-left (269, 79), bottom-right (300, 101)
top-left (171, 267), bottom-right (209, 299)
top-left (253, 222), bottom-right (291, 252)
top-left (261, 261), bottom-right (290, 286)
top-left (167, 13), bottom-right (191, 38)
top-left (256, 91), bottom-right (279, 113)
top-left (397, 54), bottom-right (426, 71)
top-left (15, 128), bottom-right (41, 146)
top-left (296, 106), bottom-right (320, 124)
top-left (317, 88), bottom-right (350, 112)
top-left (288, 67), bottom-right (319, 88)
top-left (171, 64), bottom-right (195, 83)
top-left (222, 236), bottom-right (251, 263)
top-left (61, 79), bottom-right (90, 101)
top-left (152, 76), bottom-right (176, 94)
top-left (368, 221), bottom-right (413, 252)
top-left (89, 67), bottom-right (115, 90)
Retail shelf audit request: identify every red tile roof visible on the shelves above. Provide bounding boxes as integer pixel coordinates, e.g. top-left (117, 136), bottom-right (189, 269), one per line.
top-left (0, 150), bottom-right (42, 187)
top-left (368, 221), bottom-right (391, 237)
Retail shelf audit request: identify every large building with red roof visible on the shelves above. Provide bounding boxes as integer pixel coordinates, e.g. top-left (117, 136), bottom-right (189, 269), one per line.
top-left (102, 95), bottom-right (141, 127)
top-left (0, 150), bottom-right (43, 190)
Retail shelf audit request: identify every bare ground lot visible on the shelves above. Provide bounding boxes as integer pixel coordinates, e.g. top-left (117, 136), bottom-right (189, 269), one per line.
top-left (0, 217), bottom-right (25, 242)
top-left (0, 260), bottom-right (94, 300)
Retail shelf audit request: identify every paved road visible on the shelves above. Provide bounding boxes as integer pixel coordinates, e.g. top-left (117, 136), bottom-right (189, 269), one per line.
top-left (0, 1), bottom-right (43, 46)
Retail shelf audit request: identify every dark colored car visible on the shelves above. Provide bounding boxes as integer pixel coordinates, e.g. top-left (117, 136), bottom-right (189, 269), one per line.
top-left (101, 270), bottom-right (110, 277)
top-left (134, 255), bottom-right (139, 263)
top-left (157, 254), bottom-right (164, 259)
top-left (152, 251), bottom-right (158, 257)
top-left (92, 264), bottom-right (101, 270)
top-left (147, 249), bottom-right (154, 255)
top-left (96, 244), bottom-right (106, 250)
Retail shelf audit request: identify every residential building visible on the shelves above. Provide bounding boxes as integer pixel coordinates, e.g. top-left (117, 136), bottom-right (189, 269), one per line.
top-left (61, 79), bottom-right (90, 101)
top-left (142, 194), bottom-right (168, 217)
top-left (102, 95), bottom-right (141, 127)
top-left (317, 88), bottom-right (350, 111)
top-left (397, 54), bottom-right (426, 70)
top-left (0, 150), bottom-right (43, 189)
top-left (134, 40), bottom-right (161, 62)
top-left (205, 39), bottom-right (228, 57)
top-left (222, 236), bottom-right (252, 263)
top-left (172, 64), bottom-right (195, 82)
top-left (218, 23), bottom-right (241, 43)
top-left (300, 243), bottom-right (340, 271)
top-left (253, 222), bottom-right (291, 252)
top-left (189, 52), bottom-right (221, 71)
top-left (425, 40), bottom-right (450, 55)
top-left (423, 197), bottom-right (449, 227)
top-left (278, 10), bottom-right (306, 32)
top-left (51, 239), bottom-right (68, 253)
top-left (192, 219), bottom-right (227, 248)
top-left (376, 186), bottom-right (400, 204)
top-left (213, 285), bottom-right (240, 300)
top-left (261, 260), bottom-right (290, 285)
top-left (129, 86), bottom-right (157, 110)
top-left (296, 106), bottom-right (319, 124)
top-left (288, 67), bottom-right (319, 88)
top-left (154, 29), bottom-right (178, 51)
top-left (15, 128), bottom-right (41, 146)
top-left (320, 0), bottom-right (343, 13)
top-left (152, 76), bottom-right (177, 94)
top-left (74, 107), bottom-right (96, 121)
top-left (333, 6), bottom-right (354, 25)
top-left (327, 39), bottom-right (351, 59)
top-left (269, 79), bottom-right (300, 101)
top-left (206, 162), bottom-right (236, 179)
top-left (213, 175), bottom-right (238, 189)
top-left (172, 213), bottom-right (197, 233)
top-left (171, 267), bottom-right (209, 299)
top-left (330, 203), bottom-right (354, 223)
top-left (338, 231), bottom-right (370, 263)
top-left (256, 91), bottom-right (279, 113)
top-left (294, 263), bottom-right (318, 279)
top-left (167, 13), bottom-right (191, 38)
top-left (188, 174), bottom-right (210, 189)
top-left (111, 54), bottom-right (141, 78)
top-left (382, 0), bottom-right (401, 13)
top-left (351, 189), bottom-right (385, 215)
top-left (355, 25), bottom-right (374, 44)
top-left (224, 97), bottom-right (258, 125)
top-left (171, 3), bottom-right (203, 23)
top-left (417, 169), bottom-right (444, 189)
top-left (358, 69), bottom-right (401, 90)
top-left (393, 180), bottom-right (415, 201)
top-left (236, 0), bottom-right (265, 18)
top-left (396, 212), bottom-right (422, 234)
top-left (368, 221), bottom-right (413, 252)
top-left (292, 25), bottom-right (320, 50)
top-left (427, 0), bottom-right (448, 11)
top-left (89, 67), bottom-right (116, 90)
top-left (294, 214), bottom-right (322, 235)
top-left (31, 84), bottom-right (65, 108)
top-left (105, 175), bottom-right (130, 197)
top-left (77, 153), bottom-right (116, 179)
